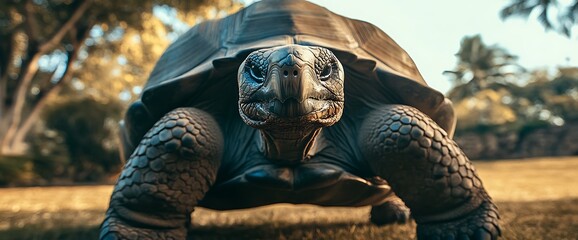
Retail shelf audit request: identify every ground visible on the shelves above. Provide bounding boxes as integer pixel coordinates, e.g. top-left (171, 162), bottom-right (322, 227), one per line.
top-left (1, 157), bottom-right (577, 240)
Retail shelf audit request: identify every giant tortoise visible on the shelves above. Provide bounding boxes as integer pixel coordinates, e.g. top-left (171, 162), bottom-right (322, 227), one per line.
top-left (100, 0), bottom-right (500, 239)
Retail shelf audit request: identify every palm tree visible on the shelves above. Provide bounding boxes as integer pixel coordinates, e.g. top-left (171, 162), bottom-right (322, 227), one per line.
top-left (444, 35), bottom-right (524, 101)
top-left (501, 0), bottom-right (578, 37)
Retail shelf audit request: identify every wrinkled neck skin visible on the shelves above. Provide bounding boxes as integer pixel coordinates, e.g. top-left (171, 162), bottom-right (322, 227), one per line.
top-left (258, 126), bottom-right (323, 164)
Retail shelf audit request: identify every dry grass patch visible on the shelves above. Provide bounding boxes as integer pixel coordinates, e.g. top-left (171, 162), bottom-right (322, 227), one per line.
top-left (476, 156), bottom-right (578, 202)
top-left (0, 157), bottom-right (577, 239)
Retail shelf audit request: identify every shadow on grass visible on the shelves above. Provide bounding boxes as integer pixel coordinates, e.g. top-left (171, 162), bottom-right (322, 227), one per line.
top-left (0, 222), bottom-right (416, 240)
top-left (1, 198), bottom-right (577, 240)
top-left (189, 221), bottom-right (415, 240)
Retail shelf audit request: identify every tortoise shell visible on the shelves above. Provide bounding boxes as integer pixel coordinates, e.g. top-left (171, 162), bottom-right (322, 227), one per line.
top-left (120, 0), bottom-right (455, 159)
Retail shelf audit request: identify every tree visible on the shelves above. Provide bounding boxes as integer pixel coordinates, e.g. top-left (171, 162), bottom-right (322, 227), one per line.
top-left (41, 95), bottom-right (123, 181)
top-left (0, 0), bottom-right (241, 155)
top-left (516, 67), bottom-right (578, 124)
top-left (501, 0), bottom-right (578, 37)
top-left (444, 35), bottom-right (524, 101)
top-left (452, 88), bottom-right (518, 131)
top-left (444, 35), bottom-right (528, 132)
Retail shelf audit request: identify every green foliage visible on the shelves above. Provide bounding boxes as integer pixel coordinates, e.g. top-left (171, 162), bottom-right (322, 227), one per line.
top-left (501, 0), bottom-right (578, 37)
top-left (0, 155), bottom-right (32, 186)
top-left (519, 70), bottom-right (578, 122)
top-left (453, 88), bottom-right (518, 132)
top-left (40, 96), bottom-right (124, 182)
top-left (452, 68), bottom-right (578, 135)
top-left (0, 95), bottom-right (125, 185)
top-left (28, 128), bottom-right (70, 182)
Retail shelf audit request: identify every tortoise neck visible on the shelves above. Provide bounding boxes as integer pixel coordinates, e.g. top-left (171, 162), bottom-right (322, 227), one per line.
top-left (259, 127), bottom-right (323, 164)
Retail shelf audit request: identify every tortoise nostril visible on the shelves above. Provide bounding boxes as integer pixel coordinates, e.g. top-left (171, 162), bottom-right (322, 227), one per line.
top-left (293, 70), bottom-right (298, 76)
top-left (283, 70), bottom-right (289, 76)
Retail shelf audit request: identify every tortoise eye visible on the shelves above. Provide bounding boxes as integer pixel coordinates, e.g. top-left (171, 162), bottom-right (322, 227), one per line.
top-left (320, 64), bottom-right (333, 81)
top-left (249, 64), bottom-right (264, 83)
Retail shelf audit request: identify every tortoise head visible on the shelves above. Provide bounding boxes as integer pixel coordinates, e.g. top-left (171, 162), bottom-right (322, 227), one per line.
top-left (237, 45), bottom-right (345, 131)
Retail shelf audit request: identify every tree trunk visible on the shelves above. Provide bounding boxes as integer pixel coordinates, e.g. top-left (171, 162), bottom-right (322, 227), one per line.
top-left (9, 43), bottom-right (82, 154)
top-left (0, 0), bottom-right (93, 156)
top-left (0, 76), bottom-right (6, 118)
top-left (0, 49), bottom-right (10, 121)
top-left (0, 24), bottom-right (16, 152)
top-left (0, 51), bottom-right (41, 155)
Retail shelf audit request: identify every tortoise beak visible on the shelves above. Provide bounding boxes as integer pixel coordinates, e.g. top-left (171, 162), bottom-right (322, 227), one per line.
top-left (260, 53), bottom-right (320, 117)
top-left (269, 55), bottom-right (312, 103)
top-left (265, 70), bottom-right (317, 117)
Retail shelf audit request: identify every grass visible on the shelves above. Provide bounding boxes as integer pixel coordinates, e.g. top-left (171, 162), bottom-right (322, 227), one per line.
top-left (1, 156), bottom-right (577, 239)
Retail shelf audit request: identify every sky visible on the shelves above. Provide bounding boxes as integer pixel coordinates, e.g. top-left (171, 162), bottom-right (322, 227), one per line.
top-left (242, 0), bottom-right (578, 94)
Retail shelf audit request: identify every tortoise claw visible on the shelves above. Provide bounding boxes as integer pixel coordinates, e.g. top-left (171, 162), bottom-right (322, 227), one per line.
top-left (370, 198), bottom-right (411, 225)
top-left (474, 228), bottom-right (494, 240)
top-left (416, 201), bottom-right (500, 240)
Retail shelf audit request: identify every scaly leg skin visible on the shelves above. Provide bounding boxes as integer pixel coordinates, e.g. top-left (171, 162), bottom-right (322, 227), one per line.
top-left (370, 194), bottom-right (411, 225)
top-left (359, 105), bottom-right (500, 240)
top-left (100, 108), bottom-right (223, 240)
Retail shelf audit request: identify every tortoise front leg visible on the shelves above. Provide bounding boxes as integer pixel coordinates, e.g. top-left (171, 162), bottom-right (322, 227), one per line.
top-left (100, 108), bottom-right (223, 240)
top-left (359, 105), bottom-right (500, 239)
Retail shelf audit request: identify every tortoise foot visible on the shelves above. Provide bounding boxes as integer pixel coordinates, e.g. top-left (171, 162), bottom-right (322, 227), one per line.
top-left (370, 198), bottom-right (411, 225)
top-left (100, 214), bottom-right (187, 240)
top-left (416, 201), bottom-right (500, 240)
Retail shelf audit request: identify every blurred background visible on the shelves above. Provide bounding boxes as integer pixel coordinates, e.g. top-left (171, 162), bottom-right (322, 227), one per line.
top-left (0, 0), bottom-right (577, 239)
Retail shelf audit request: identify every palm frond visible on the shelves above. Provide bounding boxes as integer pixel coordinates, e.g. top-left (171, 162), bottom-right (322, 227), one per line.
top-left (564, 1), bottom-right (578, 23)
top-left (560, 24), bottom-right (571, 37)
top-left (500, 0), bottom-right (539, 19)
top-left (537, 4), bottom-right (554, 29)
